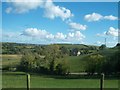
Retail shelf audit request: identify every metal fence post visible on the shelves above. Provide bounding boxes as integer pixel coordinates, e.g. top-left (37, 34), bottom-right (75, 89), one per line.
top-left (27, 74), bottom-right (30, 90)
top-left (100, 73), bottom-right (104, 90)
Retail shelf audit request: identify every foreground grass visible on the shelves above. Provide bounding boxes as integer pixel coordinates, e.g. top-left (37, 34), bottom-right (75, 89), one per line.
top-left (2, 72), bottom-right (119, 88)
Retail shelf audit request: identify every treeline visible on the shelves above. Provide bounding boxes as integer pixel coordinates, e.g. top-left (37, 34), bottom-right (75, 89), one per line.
top-left (2, 42), bottom-right (36, 54)
top-left (2, 42), bottom-right (100, 56)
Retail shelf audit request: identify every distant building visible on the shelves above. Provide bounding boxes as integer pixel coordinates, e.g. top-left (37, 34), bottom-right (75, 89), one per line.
top-left (77, 51), bottom-right (81, 56)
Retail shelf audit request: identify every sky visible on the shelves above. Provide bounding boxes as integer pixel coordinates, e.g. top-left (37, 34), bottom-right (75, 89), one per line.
top-left (1, 0), bottom-right (119, 47)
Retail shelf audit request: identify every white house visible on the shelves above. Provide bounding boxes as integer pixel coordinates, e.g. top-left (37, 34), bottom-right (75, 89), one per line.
top-left (77, 51), bottom-right (81, 56)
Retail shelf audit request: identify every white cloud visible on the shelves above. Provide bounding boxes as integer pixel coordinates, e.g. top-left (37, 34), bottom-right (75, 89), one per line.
top-left (67, 32), bottom-right (74, 38)
top-left (96, 27), bottom-right (118, 38)
top-left (66, 31), bottom-right (85, 41)
top-left (2, 31), bottom-right (21, 38)
top-left (95, 40), bottom-right (118, 47)
top-left (84, 13), bottom-right (118, 22)
top-left (5, 0), bottom-right (73, 21)
top-left (106, 27), bottom-right (118, 37)
top-left (22, 28), bottom-right (85, 43)
top-left (2, 27), bottom-right (86, 44)
top-left (54, 32), bottom-right (66, 40)
top-left (69, 22), bottom-right (87, 30)
top-left (2, 32), bottom-right (21, 43)
top-left (96, 31), bottom-right (107, 37)
top-left (84, 13), bottom-right (103, 22)
top-left (22, 28), bottom-right (49, 38)
top-left (3, 33), bottom-right (14, 38)
top-left (74, 31), bottom-right (85, 40)
top-left (104, 15), bottom-right (118, 20)
top-left (43, 0), bottom-right (73, 21)
top-left (95, 41), bottom-right (103, 45)
top-left (6, 0), bottom-right (44, 13)
top-left (46, 34), bottom-right (54, 39)
top-left (5, 7), bottom-right (12, 13)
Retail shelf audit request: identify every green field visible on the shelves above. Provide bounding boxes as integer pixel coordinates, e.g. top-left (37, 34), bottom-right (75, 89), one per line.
top-left (64, 56), bottom-right (87, 73)
top-left (1, 54), bottom-right (22, 68)
top-left (2, 72), bottom-right (119, 88)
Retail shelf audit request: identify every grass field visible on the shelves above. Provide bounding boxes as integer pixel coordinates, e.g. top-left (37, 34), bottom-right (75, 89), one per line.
top-left (1, 54), bottom-right (22, 68)
top-left (2, 72), bottom-right (119, 88)
top-left (64, 56), bottom-right (87, 73)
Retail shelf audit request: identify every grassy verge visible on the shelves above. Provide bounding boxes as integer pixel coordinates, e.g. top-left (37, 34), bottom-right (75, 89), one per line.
top-left (2, 72), bottom-right (119, 88)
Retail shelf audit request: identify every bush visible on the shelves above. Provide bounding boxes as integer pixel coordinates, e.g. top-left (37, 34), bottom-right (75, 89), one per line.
top-left (85, 54), bottom-right (106, 75)
top-left (55, 60), bottom-right (70, 75)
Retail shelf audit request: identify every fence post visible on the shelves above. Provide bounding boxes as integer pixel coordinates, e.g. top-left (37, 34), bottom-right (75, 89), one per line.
top-left (27, 73), bottom-right (30, 90)
top-left (100, 73), bottom-right (104, 90)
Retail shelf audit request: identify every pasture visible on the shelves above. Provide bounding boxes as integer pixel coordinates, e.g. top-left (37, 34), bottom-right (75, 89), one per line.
top-left (2, 72), bottom-right (119, 88)
top-left (1, 54), bottom-right (22, 68)
top-left (64, 55), bottom-right (87, 72)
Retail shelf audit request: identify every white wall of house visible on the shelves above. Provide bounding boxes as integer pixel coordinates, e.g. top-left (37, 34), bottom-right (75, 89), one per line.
top-left (77, 51), bottom-right (81, 56)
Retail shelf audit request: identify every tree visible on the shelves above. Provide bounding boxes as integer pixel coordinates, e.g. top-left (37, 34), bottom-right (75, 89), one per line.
top-left (105, 48), bottom-right (120, 74)
top-left (49, 59), bottom-right (55, 74)
top-left (60, 46), bottom-right (69, 56)
top-left (55, 60), bottom-right (70, 75)
top-left (33, 46), bottom-right (43, 55)
top-left (18, 52), bottom-right (35, 72)
top-left (85, 54), bottom-right (106, 75)
top-left (99, 44), bottom-right (106, 50)
top-left (35, 55), bottom-right (48, 74)
top-left (44, 45), bottom-right (63, 74)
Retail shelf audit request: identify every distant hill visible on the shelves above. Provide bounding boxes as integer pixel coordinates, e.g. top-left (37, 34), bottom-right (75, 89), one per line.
top-left (2, 42), bottom-right (118, 56)
top-left (2, 42), bottom-right (99, 54)
top-left (53, 43), bottom-right (99, 50)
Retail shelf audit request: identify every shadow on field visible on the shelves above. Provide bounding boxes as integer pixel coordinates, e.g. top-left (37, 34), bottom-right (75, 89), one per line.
top-left (41, 74), bottom-right (120, 80)
top-left (2, 71), bottom-right (120, 80)
top-left (2, 71), bottom-right (26, 75)
top-left (42, 74), bottom-right (101, 79)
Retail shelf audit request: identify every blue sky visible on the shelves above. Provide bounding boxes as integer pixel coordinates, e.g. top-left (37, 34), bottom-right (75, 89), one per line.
top-left (2, 1), bottom-right (119, 47)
